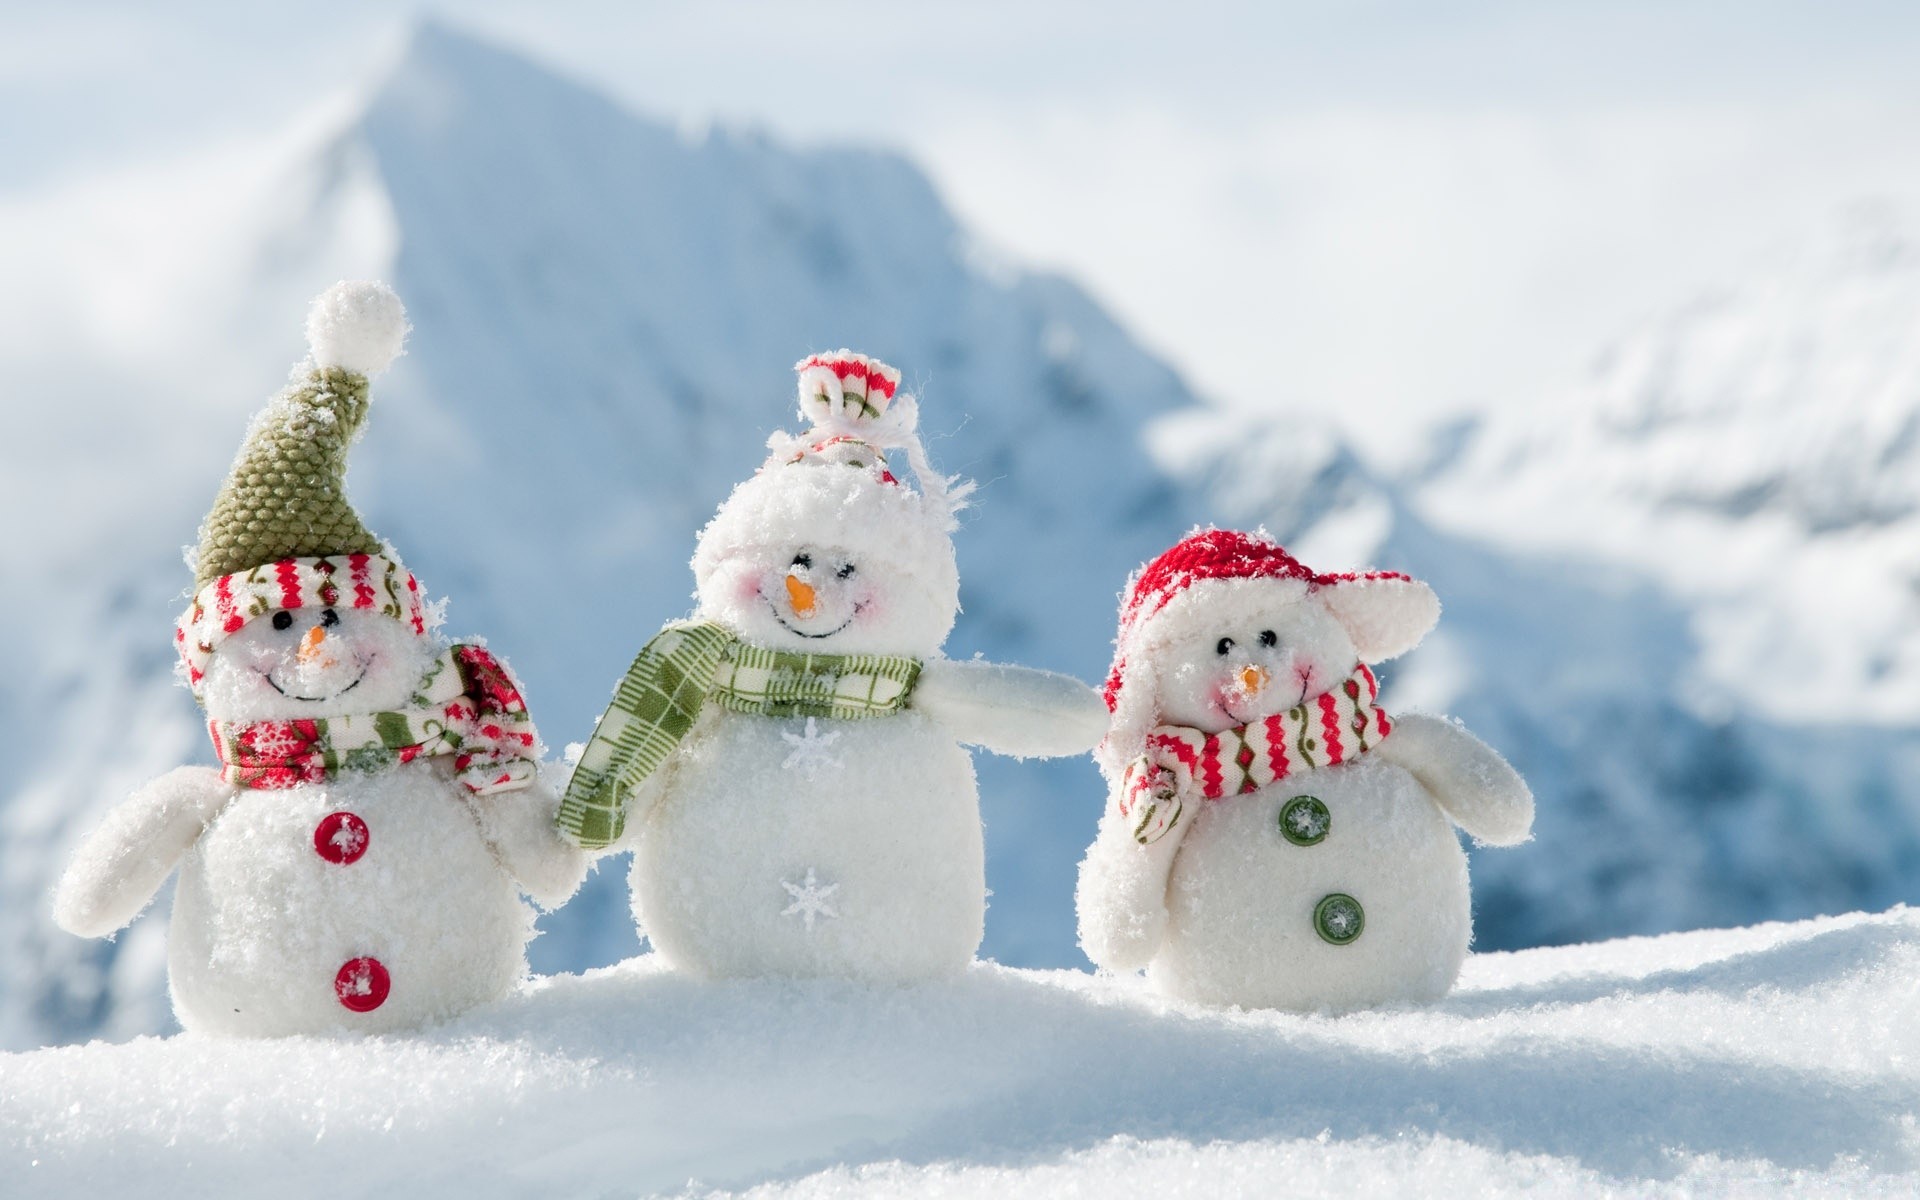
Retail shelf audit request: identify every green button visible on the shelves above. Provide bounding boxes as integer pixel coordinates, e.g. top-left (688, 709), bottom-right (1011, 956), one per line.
top-left (1279, 795), bottom-right (1330, 846)
top-left (1314, 893), bottom-right (1365, 945)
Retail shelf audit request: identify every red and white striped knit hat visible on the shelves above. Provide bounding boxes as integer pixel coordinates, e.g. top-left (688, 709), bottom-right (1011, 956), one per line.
top-left (1097, 528), bottom-right (1439, 779)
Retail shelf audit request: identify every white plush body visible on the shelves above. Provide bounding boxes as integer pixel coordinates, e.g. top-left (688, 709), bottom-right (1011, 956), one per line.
top-left (605, 357), bottom-right (1108, 982)
top-left (1077, 529), bottom-right (1532, 1012)
top-left (1086, 754), bottom-right (1471, 1010)
top-left (170, 762), bottom-right (534, 1036)
top-left (630, 708), bottom-right (985, 982)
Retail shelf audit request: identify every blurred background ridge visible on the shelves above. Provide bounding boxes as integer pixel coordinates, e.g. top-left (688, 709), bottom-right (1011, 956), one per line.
top-left (2, 10), bottom-right (1918, 1048)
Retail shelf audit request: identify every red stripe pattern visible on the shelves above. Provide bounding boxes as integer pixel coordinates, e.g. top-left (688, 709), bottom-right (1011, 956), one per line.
top-left (1103, 529), bottom-right (1414, 713)
top-left (206, 644), bottom-right (538, 794)
top-left (176, 554), bottom-right (428, 696)
top-left (1118, 664), bottom-right (1390, 842)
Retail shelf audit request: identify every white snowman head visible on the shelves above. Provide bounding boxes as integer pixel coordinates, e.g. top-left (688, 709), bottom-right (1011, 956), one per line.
top-left (691, 352), bottom-right (967, 659)
top-left (198, 603), bottom-right (438, 723)
top-left (1099, 529), bottom-right (1440, 778)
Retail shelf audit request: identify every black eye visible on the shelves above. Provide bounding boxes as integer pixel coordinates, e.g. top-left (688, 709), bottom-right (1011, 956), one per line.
top-left (1258, 630), bottom-right (1277, 648)
top-left (321, 608), bottom-right (340, 628)
top-left (271, 611), bottom-right (294, 632)
top-left (1215, 637), bottom-right (1234, 656)
top-left (792, 553), bottom-right (813, 570)
top-left (836, 563), bottom-right (856, 580)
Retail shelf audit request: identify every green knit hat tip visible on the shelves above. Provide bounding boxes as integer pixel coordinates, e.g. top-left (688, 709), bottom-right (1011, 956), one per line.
top-left (190, 281), bottom-right (410, 591)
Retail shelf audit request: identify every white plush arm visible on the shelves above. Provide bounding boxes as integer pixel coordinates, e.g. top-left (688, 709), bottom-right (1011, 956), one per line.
top-left (1074, 792), bottom-right (1190, 972)
top-left (53, 766), bottom-right (233, 938)
top-left (911, 659), bottom-right (1108, 758)
top-left (1373, 712), bottom-right (1534, 846)
top-left (469, 771), bottom-right (591, 909)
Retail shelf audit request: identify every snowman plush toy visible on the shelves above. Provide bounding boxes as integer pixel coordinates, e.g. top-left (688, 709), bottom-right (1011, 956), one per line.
top-left (558, 351), bottom-right (1107, 983)
top-left (1076, 529), bottom-right (1533, 1012)
top-left (53, 281), bottom-right (585, 1036)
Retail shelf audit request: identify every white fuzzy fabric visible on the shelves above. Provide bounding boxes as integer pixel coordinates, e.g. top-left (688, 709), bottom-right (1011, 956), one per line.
top-left (1080, 571), bottom-right (1533, 1012)
top-left (52, 767), bottom-right (233, 939)
top-left (912, 659), bottom-right (1107, 759)
top-left (304, 280), bottom-right (409, 377)
top-left (693, 464), bottom-right (961, 658)
top-left (1316, 575), bottom-right (1441, 663)
top-left (1372, 713), bottom-right (1535, 846)
top-left (57, 610), bottom-right (583, 1036)
top-left (618, 401), bottom-right (1101, 981)
top-left (168, 762), bottom-right (535, 1036)
top-left (198, 609), bottom-right (434, 722)
top-left (629, 710), bottom-right (986, 983)
top-left (1085, 757), bottom-right (1475, 1011)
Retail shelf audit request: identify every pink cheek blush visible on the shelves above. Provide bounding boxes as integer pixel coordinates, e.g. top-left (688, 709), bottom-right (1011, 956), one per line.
top-left (733, 569), bottom-right (767, 604)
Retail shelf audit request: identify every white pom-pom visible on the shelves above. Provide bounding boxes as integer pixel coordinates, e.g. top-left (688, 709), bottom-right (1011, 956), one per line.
top-left (305, 280), bottom-right (410, 376)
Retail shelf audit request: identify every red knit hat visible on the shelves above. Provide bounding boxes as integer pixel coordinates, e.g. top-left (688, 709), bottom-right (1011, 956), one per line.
top-left (1098, 529), bottom-right (1439, 777)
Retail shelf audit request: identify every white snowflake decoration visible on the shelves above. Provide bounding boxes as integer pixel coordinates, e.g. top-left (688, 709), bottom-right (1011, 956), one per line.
top-left (780, 868), bottom-right (840, 932)
top-left (779, 717), bottom-right (843, 778)
top-left (327, 822), bottom-right (367, 857)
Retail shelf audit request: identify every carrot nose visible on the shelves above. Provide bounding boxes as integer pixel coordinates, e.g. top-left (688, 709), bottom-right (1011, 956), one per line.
top-left (1238, 665), bottom-right (1270, 695)
top-left (296, 625), bottom-right (335, 666)
top-left (785, 573), bottom-right (818, 618)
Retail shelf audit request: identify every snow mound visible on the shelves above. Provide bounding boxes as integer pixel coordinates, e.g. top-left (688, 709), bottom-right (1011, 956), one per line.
top-left (5, 907), bottom-right (1916, 1198)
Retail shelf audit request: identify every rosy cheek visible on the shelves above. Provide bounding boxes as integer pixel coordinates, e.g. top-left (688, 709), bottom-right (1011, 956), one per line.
top-left (734, 569), bottom-right (768, 604)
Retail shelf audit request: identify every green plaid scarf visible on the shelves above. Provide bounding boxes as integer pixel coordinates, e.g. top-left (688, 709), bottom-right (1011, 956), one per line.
top-left (556, 620), bottom-right (922, 849)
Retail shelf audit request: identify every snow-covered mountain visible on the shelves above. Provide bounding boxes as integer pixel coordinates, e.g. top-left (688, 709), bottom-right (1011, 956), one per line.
top-left (5, 19), bottom-right (1920, 1051)
top-left (0, 20), bottom-right (1202, 1048)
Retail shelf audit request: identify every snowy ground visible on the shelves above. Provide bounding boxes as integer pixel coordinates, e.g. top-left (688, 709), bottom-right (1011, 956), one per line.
top-left (4, 908), bottom-right (1916, 1198)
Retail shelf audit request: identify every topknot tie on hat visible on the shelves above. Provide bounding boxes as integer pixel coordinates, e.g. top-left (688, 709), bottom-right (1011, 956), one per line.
top-left (795, 351), bottom-right (902, 433)
top-left (766, 349), bottom-right (974, 525)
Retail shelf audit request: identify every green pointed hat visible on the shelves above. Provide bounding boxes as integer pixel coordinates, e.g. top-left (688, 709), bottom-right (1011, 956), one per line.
top-left (192, 282), bottom-right (411, 590)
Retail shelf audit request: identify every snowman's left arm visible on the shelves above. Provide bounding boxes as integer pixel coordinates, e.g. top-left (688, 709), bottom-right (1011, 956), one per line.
top-left (909, 659), bottom-right (1108, 758)
top-left (467, 771), bottom-right (591, 909)
top-left (1372, 712), bottom-right (1534, 846)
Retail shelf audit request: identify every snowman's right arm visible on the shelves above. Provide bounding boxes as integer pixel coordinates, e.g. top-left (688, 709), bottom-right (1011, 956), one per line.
top-left (52, 766), bottom-right (233, 939)
top-left (468, 770), bottom-right (592, 908)
top-left (1074, 788), bottom-right (1189, 972)
top-left (911, 659), bottom-right (1108, 758)
top-left (1374, 712), bottom-right (1534, 846)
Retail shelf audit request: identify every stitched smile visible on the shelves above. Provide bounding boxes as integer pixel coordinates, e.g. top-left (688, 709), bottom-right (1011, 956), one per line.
top-left (766, 598), bottom-right (863, 640)
top-left (262, 663), bottom-right (369, 702)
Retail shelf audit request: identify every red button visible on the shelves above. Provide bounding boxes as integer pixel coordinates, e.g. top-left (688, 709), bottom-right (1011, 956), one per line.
top-left (314, 811), bottom-right (370, 864)
top-left (334, 957), bottom-right (390, 1013)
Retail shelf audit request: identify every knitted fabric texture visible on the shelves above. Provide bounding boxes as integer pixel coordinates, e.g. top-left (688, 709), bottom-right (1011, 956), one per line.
top-left (176, 554), bottom-right (427, 697)
top-left (207, 644), bottom-right (538, 794)
top-left (556, 620), bottom-right (923, 849)
top-left (1103, 530), bottom-right (1410, 711)
top-left (193, 366), bottom-right (383, 591)
top-left (209, 645), bottom-right (537, 794)
top-left (1118, 664), bottom-right (1391, 844)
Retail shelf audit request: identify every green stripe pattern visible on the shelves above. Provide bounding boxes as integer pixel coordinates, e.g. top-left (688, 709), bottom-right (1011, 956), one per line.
top-left (556, 621), bottom-right (921, 849)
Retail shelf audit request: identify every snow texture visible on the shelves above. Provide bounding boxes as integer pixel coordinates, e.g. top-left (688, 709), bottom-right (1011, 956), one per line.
top-left (303, 279), bottom-right (409, 376)
top-left (3, 907), bottom-right (1915, 1198)
top-left (7, 18), bottom-right (1920, 1047)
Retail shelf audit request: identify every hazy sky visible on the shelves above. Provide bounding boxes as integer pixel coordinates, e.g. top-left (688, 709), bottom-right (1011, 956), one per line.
top-left (8, 1), bottom-right (1920, 455)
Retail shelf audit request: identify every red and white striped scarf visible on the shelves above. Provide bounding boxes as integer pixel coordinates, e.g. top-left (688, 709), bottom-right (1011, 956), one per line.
top-left (207, 644), bottom-right (538, 794)
top-left (1118, 664), bottom-right (1391, 843)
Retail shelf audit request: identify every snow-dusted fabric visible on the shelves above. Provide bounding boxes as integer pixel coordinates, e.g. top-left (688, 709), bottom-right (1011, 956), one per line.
top-left (1099, 528), bottom-right (1434, 781)
top-left (177, 554), bottom-right (428, 696)
top-left (557, 621), bottom-right (923, 849)
top-left (1118, 664), bottom-right (1390, 844)
top-left (206, 644), bottom-right (538, 794)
